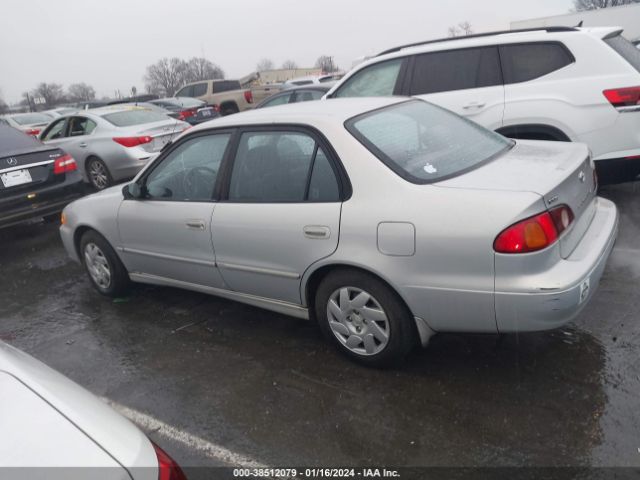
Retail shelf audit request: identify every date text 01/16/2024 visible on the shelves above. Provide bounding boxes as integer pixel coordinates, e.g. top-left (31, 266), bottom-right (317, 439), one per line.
top-left (233, 468), bottom-right (401, 478)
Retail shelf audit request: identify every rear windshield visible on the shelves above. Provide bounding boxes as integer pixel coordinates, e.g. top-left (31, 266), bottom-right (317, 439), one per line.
top-left (605, 35), bottom-right (640, 72)
top-left (101, 109), bottom-right (168, 127)
top-left (12, 113), bottom-right (52, 125)
top-left (345, 100), bottom-right (512, 184)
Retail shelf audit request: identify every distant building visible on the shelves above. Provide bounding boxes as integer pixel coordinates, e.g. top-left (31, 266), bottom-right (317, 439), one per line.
top-left (511, 3), bottom-right (640, 41)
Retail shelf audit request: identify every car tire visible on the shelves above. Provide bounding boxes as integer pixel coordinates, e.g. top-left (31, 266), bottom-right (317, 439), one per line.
top-left (315, 269), bottom-right (416, 367)
top-left (80, 230), bottom-right (130, 297)
top-left (221, 104), bottom-right (239, 116)
top-left (86, 157), bottom-right (112, 191)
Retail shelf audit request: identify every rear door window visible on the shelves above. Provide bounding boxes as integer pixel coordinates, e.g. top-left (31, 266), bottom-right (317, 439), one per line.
top-left (261, 92), bottom-right (294, 108)
top-left (191, 83), bottom-right (208, 96)
top-left (409, 47), bottom-right (502, 95)
top-left (605, 35), bottom-right (640, 72)
top-left (213, 81), bottom-right (241, 93)
top-left (294, 90), bottom-right (326, 102)
top-left (500, 43), bottom-right (574, 84)
top-left (68, 117), bottom-right (97, 136)
top-left (333, 58), bottom-right (403, 98)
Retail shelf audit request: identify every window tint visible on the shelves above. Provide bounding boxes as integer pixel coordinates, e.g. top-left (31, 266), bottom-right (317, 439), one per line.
top-left (346, 100), bottom-right (512, 184)
top-left (605, 35), bottom-right (640, 73)
top-left (295, 90), bottom-right (325, 102)
top-left (213, 81), bottom-right (241, 93)
top-left (262, 92), bottom-right (293, 108)
top-left (102, 109), bottom-right (168, 127)
top-left (192, 83), bottom-right (208, 97)
top-left (68, 117), bottom-right (97, 136)
top-left (229, 131), bottom-right (318, 202)
top-left (145, 134), bottom-right (230, 201)
top-left (41, 119), bottom-right (67, 141)
top-left (334, 59), bottom-right (402, 98)
top-left (308, 149), bottom-right (339, 202)
top-left (409, 47), bottom-right (501, 95)
top-left (500, 43), bottom-right (573, 84)
top-left (175, 85), bottom-right (193, 97)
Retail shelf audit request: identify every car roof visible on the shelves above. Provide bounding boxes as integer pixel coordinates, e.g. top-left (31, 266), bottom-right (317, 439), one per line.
top-left (189, 97), bottom-right (405, 133)
top-left (370, 26), bottom-right (624, 61)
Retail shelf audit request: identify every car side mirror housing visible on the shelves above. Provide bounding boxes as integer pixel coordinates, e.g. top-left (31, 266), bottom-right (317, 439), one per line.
top-left (123, 183), bottom-right (143, 199)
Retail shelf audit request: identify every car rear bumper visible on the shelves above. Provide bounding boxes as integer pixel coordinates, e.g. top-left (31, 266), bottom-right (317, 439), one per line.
top-left (0, 178), bottom-right (84, 229)
top-left (494, 196), bottom-right (618, 332)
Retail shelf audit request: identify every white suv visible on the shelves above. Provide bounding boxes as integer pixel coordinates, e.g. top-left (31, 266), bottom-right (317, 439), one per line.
top-left (326, 27), bottom-right (640, 183)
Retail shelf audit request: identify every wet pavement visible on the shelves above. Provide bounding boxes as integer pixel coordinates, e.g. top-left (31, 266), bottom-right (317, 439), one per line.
top-left (0, 182), bottom-right (638, 472)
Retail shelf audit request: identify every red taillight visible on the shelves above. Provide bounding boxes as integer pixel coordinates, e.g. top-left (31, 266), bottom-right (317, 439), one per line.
top-left (494, 205), bottom-right (574, 254)
top-left (25, 128), bottom-right (40, 136)
top-left (178, 109), bottom-right (196, 121)
top-left (53, 153), bottom-right (77, 175)
top-left (112, 136), bottom-right (153, 148)
top-left (152, 441), bottom-right (187, 480)
top-left (603, 86), bottom-right (640, 108)
top-left (244, 90), bottom-right (253, 104)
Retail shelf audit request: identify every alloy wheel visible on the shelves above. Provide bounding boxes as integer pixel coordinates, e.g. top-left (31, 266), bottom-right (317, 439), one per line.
top-left (89, 160), bottom-right (109, 190)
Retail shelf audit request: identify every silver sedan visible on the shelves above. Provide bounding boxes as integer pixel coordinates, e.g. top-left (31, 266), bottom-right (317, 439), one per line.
top-left (39, 106), bottom-right (189, 190)
top-left (59, 97), bottom-right (618, 366)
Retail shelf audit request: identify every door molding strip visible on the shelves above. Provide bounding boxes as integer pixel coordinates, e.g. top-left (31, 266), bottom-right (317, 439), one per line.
top-left (118, 247), bottom-right (216, 268)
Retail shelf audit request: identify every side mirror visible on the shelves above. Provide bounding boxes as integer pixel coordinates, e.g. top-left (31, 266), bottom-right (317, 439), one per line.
top-left (123, 183), bottom-right (143, 199)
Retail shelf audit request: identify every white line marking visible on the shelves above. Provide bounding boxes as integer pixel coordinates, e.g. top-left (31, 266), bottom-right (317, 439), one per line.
top-left (101, 397), bottom-right (266, 468)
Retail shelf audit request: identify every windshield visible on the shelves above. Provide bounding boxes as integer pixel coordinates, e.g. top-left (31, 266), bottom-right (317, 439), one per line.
top-left (12, 113), bottom-right (52, 125)
top-left (345, 100), bottom-right (512, 183)
top-left (101, 109), bottom-right (169, 127)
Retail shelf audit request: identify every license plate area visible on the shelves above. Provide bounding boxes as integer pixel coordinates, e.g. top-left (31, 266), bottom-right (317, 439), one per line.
top-left (1, 169), bottom-right (33, 188)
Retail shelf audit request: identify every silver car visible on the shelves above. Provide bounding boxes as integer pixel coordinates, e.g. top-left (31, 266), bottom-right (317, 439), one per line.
top-left (39, 106), bottom-right (189, 190)
top-left (60, 98), bottom-right (618, 366)
top-left (0, 112), bottom-right (52, 137)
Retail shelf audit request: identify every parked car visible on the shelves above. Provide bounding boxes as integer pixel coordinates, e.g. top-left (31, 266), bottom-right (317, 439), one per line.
top-left (326, 26), bottom-right (640, 184)
top-left (60, 98), bottom-right (618, 367)
top-left (0, 112), bottom-right (52, 137)
top-left (283, 74), bottom-right (343, 87)
top-left (254, 85), bottom-right (331, 109)
top-left (174, 79), bottom-right (253, 116)
top-left (0, 340), bottom-right (186, 479)
top-left (39, 106), bottom-right (190, 190)
top-left (0, 124), bottom-right (83, 229)
top-left (149, 97), bottom-right (221, 124)
top-left (43, 107), bottom-right (78, 118)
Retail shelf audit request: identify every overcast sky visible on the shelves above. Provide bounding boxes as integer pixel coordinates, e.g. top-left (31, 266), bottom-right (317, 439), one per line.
top-left (0, 0), bottom-right (573, 103)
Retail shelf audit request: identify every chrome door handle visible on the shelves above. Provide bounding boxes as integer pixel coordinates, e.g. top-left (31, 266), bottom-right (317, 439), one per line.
top-left (185, 220), bottom-right (206, 230)
top-left (303, 225), bottom-right (330, 239)
top-left (79, 142), bottom-right (87, 147)
top-left (462, 102), bottom-right (486, 110)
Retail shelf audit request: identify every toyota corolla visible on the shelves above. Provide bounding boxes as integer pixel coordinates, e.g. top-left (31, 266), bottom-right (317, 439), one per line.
top-left (59, 98), bottom-right (618, 366)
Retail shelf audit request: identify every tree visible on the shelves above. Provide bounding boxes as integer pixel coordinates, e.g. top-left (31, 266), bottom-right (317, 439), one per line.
top-left (315, 55), bottom-right (338, 73)
top-left (31, 82), bottom-right (65, 107)
top-left (448, 21), bottom-right (474, 37)
top-left (184, 57), bottom-right (224, 83)
top-left (144, 57), bottom-right (189, 97)
top-left (573, 0), bottom-right (639, 10)
top-left (67, 82), bottom-right (96, 102)
top-left (256, 58), bottom-right (274, 72)
top-left (281, 59), bottom-right (298, 70)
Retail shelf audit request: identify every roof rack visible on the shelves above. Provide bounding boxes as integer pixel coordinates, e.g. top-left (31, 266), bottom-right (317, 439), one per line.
top-left (376, 26), bottom-right (578, 57)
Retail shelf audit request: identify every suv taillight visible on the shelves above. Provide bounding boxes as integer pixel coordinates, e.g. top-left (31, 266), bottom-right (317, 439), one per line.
top-left (603, 86), bottom-right (640, 109)
top-left (494, 205), bottom-right (574, 254)
top-left (53, 154), bottom-right (77, 175)
top-left (244, 90), bottom-right (253, 104)
top-left (152, 441), bottom-right (187, 480)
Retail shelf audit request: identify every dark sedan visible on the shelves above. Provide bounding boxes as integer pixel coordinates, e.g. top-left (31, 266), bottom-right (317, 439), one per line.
top-left (0, 125), bottom-right (83, 228)
top-left (254, 85), bottom-right (330, 109)
top-left (149, 97), bottom-right (220, 125)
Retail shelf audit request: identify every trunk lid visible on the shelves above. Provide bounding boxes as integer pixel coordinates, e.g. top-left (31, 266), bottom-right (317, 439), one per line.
top-left (437, 140), bottom-right (598, 258)
top-left (0, 147), bottom-right (68, 198)
top-left (134, 119), bottom-right (189, 153)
